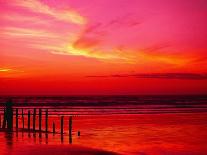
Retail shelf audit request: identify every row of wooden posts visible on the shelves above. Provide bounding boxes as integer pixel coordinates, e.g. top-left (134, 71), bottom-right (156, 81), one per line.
top-left (0, 108), bottom-right (73, 143)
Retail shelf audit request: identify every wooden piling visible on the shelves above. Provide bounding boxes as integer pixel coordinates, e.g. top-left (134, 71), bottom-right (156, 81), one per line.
top-left (16, 108), bottom-right (18, 130)
top-left (61, 116), bottom-right (64, 141)
top-left (22, 108), bottom-right (24, 130)
top-left (28, 110), bottom-right (30, 131)
top-left (33, 109), bottom-right (36, 131)
top-left (45, 109), bottom-right (48, 133)
top-left (69, 116), bottom-right (72, 144)
top-left (77, 131), bottom-right (80, 137)
top-left (39, 109), bottom-right (42, 132)
top-left (0, 114), bottom-right (1, 128)
top-left (53, 121), bottom-right (55, 135)
top-left (2, 108), bottom-right (6, 129)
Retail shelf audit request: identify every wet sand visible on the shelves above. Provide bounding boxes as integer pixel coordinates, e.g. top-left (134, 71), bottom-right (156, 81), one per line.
top-left (0, 113), bottom-right (207, 155)
top-left (9, 144), bottom-right (119, 155)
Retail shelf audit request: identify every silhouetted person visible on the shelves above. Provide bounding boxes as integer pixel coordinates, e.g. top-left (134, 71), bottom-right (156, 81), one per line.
top-left (2, 99), bottom-right (13, 131)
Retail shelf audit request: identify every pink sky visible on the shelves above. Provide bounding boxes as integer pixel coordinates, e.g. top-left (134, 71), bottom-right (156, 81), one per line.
top-left (0, 0), bottom-right (207, 95)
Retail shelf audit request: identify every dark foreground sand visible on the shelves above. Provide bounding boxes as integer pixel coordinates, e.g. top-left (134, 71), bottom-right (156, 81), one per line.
top-left (9, 144), bottom-right (120, 155)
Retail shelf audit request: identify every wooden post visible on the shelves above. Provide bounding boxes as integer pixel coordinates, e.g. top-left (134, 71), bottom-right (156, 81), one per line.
top-left (16, 108), bottom-right (18, 130)
top-left (33, 109), bottom-right (36, 131)
top-left (28, 110), bottom-right (30, 131)
top-left (0, 114), bottom-right (1, 128)
top-left (22, 108), bottom-right (24, 130)
top-left (2, 108), bottom-right (6, 129)
top-left (61, 116), bottom-right (64, 142)
top-left (45, 109), bottom-right (48, 133)
top-left (77, 131), bottom-right (80, 136)
top-left (39, 109), bottom-right (42, 132)
top-left (53, 121), bottom-right (55, 135)
top-left (69, 116), bottom-right (72, 144)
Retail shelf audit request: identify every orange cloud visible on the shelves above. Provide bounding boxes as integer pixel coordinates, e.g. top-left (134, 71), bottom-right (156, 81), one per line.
top-left (0, 67), bottom-right (24, 78)
top-left (137, 52), bottom-right (194, 66)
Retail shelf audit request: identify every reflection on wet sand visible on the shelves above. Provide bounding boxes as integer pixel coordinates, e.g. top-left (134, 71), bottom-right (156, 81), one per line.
top-left (5, 131), bottom-right (13, 152)
top-left (0, 113), bottom-right (207, 155)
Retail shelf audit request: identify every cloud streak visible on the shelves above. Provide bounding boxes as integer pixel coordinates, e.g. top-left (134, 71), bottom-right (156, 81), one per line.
top-left (87, 73), bottom-right (207, 80)
top-left (12, 0), bottom-right (86, 25)
top-left (1, 27), bottom-right (59, 38)
top-left (0, 68), bottom-right (12, 72)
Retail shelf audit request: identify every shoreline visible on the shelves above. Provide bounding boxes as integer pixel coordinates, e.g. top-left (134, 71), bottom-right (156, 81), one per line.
top-left (4, 144), bottom-right (121, 155)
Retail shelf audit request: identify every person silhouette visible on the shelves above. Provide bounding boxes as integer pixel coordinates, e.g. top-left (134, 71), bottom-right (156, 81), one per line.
top-left (2, 99), bottom-right (13, 131)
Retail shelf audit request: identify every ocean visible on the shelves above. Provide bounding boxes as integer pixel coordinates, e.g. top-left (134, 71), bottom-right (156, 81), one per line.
top-left (0, 95), bottom-right (207, 115)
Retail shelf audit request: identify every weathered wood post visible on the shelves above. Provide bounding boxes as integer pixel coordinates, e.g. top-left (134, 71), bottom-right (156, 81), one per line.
top-left (69, 116), bottom-right (72, 144)
top-left (22, 108), bottom-right (24, 130)
top-left (61, 116), bottom-right (64, 142)
top-left (0, 114), bottom-right (1, 128)
top-left (44, 109), bottom-right (49, 141)
top-left (16, 108), bottom-right (18, 130)
top-left (77, 131), bottom-right (80, 136)
top-left (45, 109), bottom-right (48, 133)
top-left (39, 108), bottom-right (42, 132)
top-left (53, 121), bottom-right (55, 135)
top-left (2, 108), bottom-right (6, 129)
top-left (33, 109), bottom-right (36, 131)
top-left (28, 110), bottom-right (30, 131)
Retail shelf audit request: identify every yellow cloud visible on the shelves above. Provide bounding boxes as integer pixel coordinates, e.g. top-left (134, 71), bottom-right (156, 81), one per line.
top-left (1, 13), bottom-right (49, 25)
top-left (2, 27), bottom-right (59, 38)
top-left (63, 43), bottom-right (195, 66)
top-left (67, 45), bottom-right (133, 61)
top-left (0, 68), bottom-right (12, 72)
top-left (14, 0), bottom-right (86, 25)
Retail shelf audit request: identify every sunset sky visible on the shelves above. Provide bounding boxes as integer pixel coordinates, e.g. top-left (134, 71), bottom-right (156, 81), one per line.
top-left (0, 0), bottom-right (207, 95)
